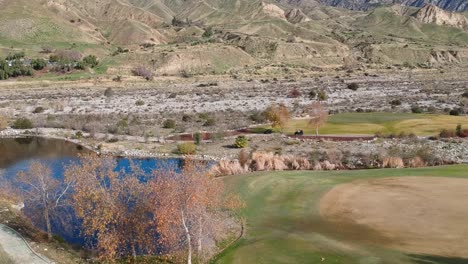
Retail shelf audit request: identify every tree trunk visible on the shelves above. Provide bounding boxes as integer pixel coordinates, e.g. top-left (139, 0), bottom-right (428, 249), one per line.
top-left (197, 216), bottom-right (202, 254)
top-left (43, 200), bottom-right (52, 241)
top-left (181, 210), bottom-right (192, 264)
top-left (131, 242), bottom-right (137, 261)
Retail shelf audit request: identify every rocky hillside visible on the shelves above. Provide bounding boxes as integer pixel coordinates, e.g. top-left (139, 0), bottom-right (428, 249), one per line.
top-left (415, 4), bottom-right (468, 29)
top-left (1, 0), bottom-right (468, 77)
top-left (286, 0), bottom-right (468, 12)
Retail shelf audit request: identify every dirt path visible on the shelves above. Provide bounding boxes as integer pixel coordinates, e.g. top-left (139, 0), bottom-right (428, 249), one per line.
top-left (0, 224), bottom-right (51, 264)
top-left (320, 177), bottom-right (468, 258)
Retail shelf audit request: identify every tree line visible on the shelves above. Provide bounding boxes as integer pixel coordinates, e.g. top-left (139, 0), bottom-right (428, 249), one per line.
top-left (2, 154), bottom-right (243, 263)
top-left (0, 50), bottom-right (99, 80)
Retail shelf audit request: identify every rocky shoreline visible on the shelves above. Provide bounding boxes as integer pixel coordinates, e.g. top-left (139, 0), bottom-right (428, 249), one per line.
top-left (1, 127), bottom-right (467, 167)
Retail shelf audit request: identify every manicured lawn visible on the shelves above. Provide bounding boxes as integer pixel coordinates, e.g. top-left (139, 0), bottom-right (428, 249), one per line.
top-left (214, 165), bottom-right (468, 264)
top-left (258, 113), bottom-right (468, 136)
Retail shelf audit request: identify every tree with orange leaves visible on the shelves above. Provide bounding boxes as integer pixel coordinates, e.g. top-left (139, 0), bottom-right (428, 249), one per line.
top-left (150, 160), bottom-right (243, 264)
top-left (265, 103), bottom-right (290, 133)
top-left (64, 153), bottom-right (156, 260)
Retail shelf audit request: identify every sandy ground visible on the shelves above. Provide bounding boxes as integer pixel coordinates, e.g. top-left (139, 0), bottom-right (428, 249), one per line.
top-left (320, 177), bottom-right (468, 258)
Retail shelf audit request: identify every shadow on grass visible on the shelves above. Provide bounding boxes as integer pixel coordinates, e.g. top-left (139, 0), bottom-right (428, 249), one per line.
top-left (408, 254), bottom-right (468, 264)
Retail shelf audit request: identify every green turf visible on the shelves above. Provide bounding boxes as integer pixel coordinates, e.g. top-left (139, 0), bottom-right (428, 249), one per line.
top-left (258, 113), bottom-right (468, 136)
top-left (214, 165), bottom-right (468, 264)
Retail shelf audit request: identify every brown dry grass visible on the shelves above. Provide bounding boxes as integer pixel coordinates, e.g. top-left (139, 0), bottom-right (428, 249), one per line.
top-left (382, 157), bottom-right (404, 168)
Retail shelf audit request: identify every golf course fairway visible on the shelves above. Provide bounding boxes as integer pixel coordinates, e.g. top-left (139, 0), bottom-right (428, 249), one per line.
top-left (214, 165), bottom-right (468, 264)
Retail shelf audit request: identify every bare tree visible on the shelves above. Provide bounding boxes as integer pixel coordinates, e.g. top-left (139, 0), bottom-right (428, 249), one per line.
top-left (16, 161), bottom-right (72, 241)
top-left (265, 103), bottom-right (290, 134)
top-left (308, 102), bottom-right (328, 136)
top-left (150, 160), bottom-right (243, 264)
top-left (64, 154), bottom-right (156, 260)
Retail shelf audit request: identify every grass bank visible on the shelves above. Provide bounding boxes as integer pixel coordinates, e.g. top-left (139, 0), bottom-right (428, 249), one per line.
top-left (214, 165), bottom-right (468, 264)
top-left (258, 112), bottom-right (468, 136)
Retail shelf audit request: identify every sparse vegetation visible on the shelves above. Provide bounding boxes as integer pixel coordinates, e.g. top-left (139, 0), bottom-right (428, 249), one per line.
top-left (411, 105), bottom-right (423, 114)
top-left (317, 90), bottom-right (328, 101)
top-left (163, 119), bottom-right (176, 129)
top-left (132, 66), bottom-right (154, 80)
top-left (82, 55), bottom-right (99, 68)
top-left (12, 117), bottom-right (33, 129)
top-left (33, 106), bottom-right (45, 114)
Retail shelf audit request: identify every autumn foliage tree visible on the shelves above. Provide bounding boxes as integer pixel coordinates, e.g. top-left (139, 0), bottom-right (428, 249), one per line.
top-left (150, 160), bottom-right (243, 264)
top-left (264, 103), bottom-right (290, 133)
top-left (308, 102), bottom-right (328, 136)
top-left (64, 154), bottom-right (156, 260)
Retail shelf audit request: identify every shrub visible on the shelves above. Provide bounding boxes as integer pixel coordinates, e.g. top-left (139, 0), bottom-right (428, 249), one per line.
top-left (6, 52), bottom-right (25, 60)
top-left (317, 90), bottom-right (327, 101)
top-left (202, 27), bottom-right (214, 38)
top-left (411, 105), bottom-right (423, 113)
top-left (449, 109), bottom-right (460, 116)
top-left (31, 58), bottom-right (47, 70)
top-left (182, 114), bottom-right (192, 122)
top-left (239, 149), bottom-right (250, 167)
top-left (309, 90), bottom-right (317, 99)
top-left (135, 100), bottom-right (145, 106)
top-left (382, 157), bottom-right (404, 168)
top-left (33, 107), bottom-right (45, 114)
top-left (462, 91), bottom-right (468, 98)
top-left (75, 131), bottom-right (83, 139)
top-left (194, 132), bottom-right (202, 145)
top-left (347, 83), bottom-right (359, 91)
top-left (74, 61), bottom-right (85, 70)
top-left (390, 99), bottom-right (402, 106)
top-left (0, 115), bottom-right (7, 130)
top-left (12, 117), bottom-right (33, 129)
top-left (104, 87), bottom-right (114, 97)
top-left (287, 88), bottom-right (301, 98)
top-left (41, 46), bottom-right (54, 54)
top-left (132, 66), bottom-right (154, 80)
top-left (54, 49), bottom-right (82, 61)
top-left (234, 136), bottom-right (249, 148)
top-left (439, 129), bottom-right (456, 138)
top-left (180, 69), bottom-right (192, 78)
top-left (249, 111), bottom-right (266, 123)
top-left (177, 142), bottom-right (196, 155)
top-left (163, 119), bottom-right (176, 129)
top-left (203, 118), bottom-right (216, 127)
top-left (82, 55), bottom-right (99, 68)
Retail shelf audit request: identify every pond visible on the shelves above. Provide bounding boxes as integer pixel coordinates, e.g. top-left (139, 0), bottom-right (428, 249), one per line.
top-left (0, 137), bottom-right (185, 246)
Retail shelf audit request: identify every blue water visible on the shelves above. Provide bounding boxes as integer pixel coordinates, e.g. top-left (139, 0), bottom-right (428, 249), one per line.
top-left (0, 137), bottom-right (185, 246)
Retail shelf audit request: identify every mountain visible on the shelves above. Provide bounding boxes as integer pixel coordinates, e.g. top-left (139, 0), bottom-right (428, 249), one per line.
top-left (284, 0), bottom-right (468, 12)
top-left (415, 4), bottom-right (468, 29)
top-left (1, 0), bottom-right (468, 78)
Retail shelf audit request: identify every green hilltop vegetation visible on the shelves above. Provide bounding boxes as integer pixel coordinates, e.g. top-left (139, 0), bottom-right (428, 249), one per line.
top-left (1, 0), bottom-right (468, 79)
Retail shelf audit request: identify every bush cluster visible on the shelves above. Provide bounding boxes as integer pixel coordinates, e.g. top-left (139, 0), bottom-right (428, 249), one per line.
top-left (0, 59), bottom-right (33, 80)
top-left (177, 142), bottom-right (197, 155)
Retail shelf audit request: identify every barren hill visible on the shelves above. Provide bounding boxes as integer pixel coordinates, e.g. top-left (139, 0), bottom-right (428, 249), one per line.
top-left (0, 0), bottom-right (468, 77)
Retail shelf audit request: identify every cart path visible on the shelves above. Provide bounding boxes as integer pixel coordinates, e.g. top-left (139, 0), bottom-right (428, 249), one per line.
top-left (0, 224), bottom-right (51, 264)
